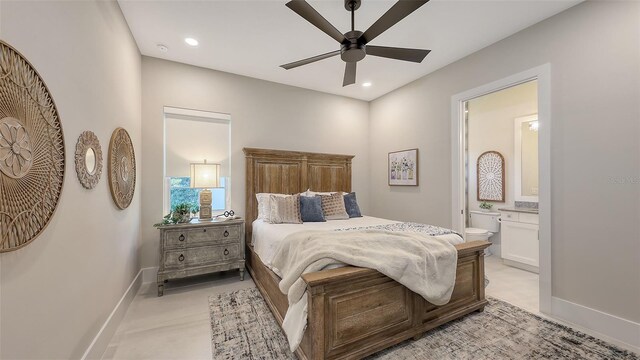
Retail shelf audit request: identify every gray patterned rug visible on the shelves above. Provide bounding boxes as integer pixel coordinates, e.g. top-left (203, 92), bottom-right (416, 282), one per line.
top-left (209, 288), bottom-right (637, 359)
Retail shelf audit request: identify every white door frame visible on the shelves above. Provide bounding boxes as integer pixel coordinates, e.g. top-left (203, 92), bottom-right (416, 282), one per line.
top-left (450, 64), bottom-right (551, 314)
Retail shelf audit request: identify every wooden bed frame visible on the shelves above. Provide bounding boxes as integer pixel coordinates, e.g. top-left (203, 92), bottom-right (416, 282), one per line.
top-left (244, 148), bottom-right (490, 360)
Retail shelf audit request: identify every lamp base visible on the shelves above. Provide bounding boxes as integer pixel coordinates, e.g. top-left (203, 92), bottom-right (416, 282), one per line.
top-left (199, 205), bottom-right (212, 220)
top-left (199, 189), bottom-right (213, 220)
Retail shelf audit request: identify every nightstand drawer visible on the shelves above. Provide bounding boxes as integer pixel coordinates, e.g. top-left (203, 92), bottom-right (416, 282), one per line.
top-left (192, 225), bottom-right (240, 243)
top-left (187, 244), bottom-right (241, 266)
top-left (164, 230), bottom-right (188, 248)
top-left (163, 249), bottom-right (188, 269)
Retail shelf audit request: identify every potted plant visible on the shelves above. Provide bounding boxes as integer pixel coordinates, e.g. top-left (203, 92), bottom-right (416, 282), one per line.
top-left (479, 201), bottom-right (493, 212)
top-left (154, 202), bottom-right (197, 227)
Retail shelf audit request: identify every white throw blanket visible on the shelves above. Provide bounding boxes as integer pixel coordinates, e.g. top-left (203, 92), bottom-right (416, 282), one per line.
top-left (271, 229), bottom-right (458, 351)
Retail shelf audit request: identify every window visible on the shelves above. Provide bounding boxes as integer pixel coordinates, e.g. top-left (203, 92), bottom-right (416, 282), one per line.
top-left (163, 107), bottom-right (231, 215)
top-left (167, 176), bottom-right (226, 211)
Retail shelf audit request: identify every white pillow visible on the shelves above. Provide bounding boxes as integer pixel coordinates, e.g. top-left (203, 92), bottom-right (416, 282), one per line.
top-left (305, 189), bottom-right (335, 197)
top-left (256, 193), bottom-right (287, 221)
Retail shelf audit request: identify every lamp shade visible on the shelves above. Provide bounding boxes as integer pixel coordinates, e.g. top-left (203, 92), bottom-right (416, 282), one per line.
top-left (190, 162), bottom-right (220, 188)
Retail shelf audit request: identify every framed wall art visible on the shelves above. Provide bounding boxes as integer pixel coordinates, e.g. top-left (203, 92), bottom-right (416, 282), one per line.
top-left (0, 40), bottom-right (65, 252)
top-left (477, 150), bottom-right (505, 202)
top-left (388, 148), bottom-right (418, 186)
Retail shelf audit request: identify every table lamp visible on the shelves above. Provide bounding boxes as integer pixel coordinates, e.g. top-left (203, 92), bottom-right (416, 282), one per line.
top-left (190, 160), bottom-right (220, 220)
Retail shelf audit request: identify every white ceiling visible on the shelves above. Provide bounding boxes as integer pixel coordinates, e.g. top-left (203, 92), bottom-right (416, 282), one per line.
top-left (118, 0), bottom-right (579, 101)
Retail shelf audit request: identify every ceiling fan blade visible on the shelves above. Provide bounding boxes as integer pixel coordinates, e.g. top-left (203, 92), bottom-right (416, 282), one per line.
top-left (360, 0), bottom-right (429, 44)
top-left (343, 62), bottom-right (356, 87)
top-left (286, 0), bottom-right (346, 44)
top-left (280, 50), bottom-right (341, 70)
top-left (366, 45), bottom-right (430, 63)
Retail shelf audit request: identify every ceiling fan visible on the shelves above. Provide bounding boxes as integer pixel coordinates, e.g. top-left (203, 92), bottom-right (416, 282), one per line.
top-left (280, 0), bottom-right (431, 87)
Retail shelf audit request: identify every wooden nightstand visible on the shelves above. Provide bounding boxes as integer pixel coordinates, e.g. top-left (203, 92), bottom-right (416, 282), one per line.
top-left (156, 218), bottom-right (245, 296)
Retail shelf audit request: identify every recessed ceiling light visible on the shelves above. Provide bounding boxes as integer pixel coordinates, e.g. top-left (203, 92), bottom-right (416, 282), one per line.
top-left (362, 82), bottom-right (372, 87)
top-left (184, 38), bottom-right (199, 47)
top-left (157, 44), bottom-right (168, 53)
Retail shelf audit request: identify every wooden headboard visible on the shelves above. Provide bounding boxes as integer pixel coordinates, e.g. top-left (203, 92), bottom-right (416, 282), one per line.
top-left (243, 148), bottom-right (354, 240)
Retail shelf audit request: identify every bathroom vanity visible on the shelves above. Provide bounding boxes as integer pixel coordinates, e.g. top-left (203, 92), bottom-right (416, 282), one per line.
top-left (499, 207), bottom-right (539, 273)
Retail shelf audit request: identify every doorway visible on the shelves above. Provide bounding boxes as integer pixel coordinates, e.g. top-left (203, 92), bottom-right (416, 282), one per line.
top-left (451, 65), bottom-right (551, 314)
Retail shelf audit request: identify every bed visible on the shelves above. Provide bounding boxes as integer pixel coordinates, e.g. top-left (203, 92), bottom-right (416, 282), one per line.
top-left (244, 148), bottom-right (490, 360)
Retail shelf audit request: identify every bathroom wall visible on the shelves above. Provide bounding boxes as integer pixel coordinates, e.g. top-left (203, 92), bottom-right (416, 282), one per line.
top-left (466, 80), bottom-right (538, 254)
top-left (467, 80), bottom-right (538, 212)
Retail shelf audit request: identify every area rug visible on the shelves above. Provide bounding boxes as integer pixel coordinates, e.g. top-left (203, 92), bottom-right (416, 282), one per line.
top-left (209, 288), bottom-right (637, 359)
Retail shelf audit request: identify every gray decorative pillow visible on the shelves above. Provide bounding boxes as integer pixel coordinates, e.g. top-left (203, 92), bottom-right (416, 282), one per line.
top-left (343, 192), bottom-right (362, 218)
top-left (319, 192), bottom-right (349, 220)
top-left (300, 195), bottom-right (325, 222)
top-left (269, 194), bottom-right (302, 224)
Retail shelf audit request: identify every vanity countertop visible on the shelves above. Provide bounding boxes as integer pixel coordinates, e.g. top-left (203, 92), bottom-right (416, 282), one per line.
top-left (498, 206), bottom-right (539, 214)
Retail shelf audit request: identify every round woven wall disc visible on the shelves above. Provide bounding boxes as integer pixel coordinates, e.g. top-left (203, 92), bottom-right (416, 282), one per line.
top-left (75, 130), bottom-right (103, 190)
top-left (0, 40), bottom-right (65, 252)
top-left (108, 127), bottom-right (136, 209)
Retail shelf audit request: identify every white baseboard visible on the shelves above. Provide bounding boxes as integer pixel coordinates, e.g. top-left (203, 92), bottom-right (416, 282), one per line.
top-left (141, 266), bottom-right (158, 284)
top-left (551, 296), bottom-right (640, 354)
top-left (81, 269), bottom-right (143, 360)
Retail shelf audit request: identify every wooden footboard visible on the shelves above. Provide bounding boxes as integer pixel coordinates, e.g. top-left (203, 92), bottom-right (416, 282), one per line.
top-left (246, 240), bottom-right (490, 360)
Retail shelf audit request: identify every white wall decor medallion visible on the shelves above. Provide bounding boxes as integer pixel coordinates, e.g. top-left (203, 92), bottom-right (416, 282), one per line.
top-left (75, 131), bottom-right (103, 189)
top-left (477, 151), bottom-right (505, 202)
top-left (0, 40), bottom-right (65, 252)
top-left (108, 127), bottom-right (136, 209)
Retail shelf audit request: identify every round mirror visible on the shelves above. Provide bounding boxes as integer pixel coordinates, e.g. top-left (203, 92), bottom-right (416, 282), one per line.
top-left (85, 148), bottom-right (96, 175)
top-left (75, 131), bottom-right (103, 189)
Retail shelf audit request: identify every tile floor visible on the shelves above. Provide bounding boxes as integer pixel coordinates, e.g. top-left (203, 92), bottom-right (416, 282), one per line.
top-left (103, 271), bottom-right (254, 360)
top-left (484, 254), bottom-right (540, 314)
top-left (103, 256), bottom-right (539, 360)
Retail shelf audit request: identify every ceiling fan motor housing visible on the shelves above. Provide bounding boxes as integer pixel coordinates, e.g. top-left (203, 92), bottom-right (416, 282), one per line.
top-left (344, 0), bottom-right (361, 11)
top-left (341, 30), bottom-right (366, 62)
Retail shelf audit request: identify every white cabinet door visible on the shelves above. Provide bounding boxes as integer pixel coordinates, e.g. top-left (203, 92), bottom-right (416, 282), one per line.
top-left (501, 220), bottom-right (539, 267)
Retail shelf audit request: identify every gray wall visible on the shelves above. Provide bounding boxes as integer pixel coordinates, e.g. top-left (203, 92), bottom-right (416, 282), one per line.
top-left (467, 80), bottom-right (538, 211)
top-left (369, 1), bottom-right (640, 322)
top-left (0, 1), bottom-right (142, 359)
top-left (141, 57), bottom-right (370, 268)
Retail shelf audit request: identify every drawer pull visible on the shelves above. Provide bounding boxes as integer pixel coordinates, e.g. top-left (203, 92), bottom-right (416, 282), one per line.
top-left (178, 254), bottom-right (185, 262)
top-left (224, 248), bottom-right (229, 256)
top-left (179, 234), bottom-right (185, 242)
top-left (224, 230), bottom-right (229, 237)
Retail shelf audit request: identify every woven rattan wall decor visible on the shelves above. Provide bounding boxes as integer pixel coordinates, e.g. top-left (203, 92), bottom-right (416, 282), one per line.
top-left (75, 131), bottom-right (102, 190)
top-left (477, 151), bottom-right (505, 202)
top-left (0, 41), bottom-right (65, 252)
top-left (108, 127), bottom-right (136, 209)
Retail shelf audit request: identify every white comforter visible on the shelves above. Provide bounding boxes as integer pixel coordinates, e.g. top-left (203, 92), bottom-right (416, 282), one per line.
top-left (251, 216), bottom-right (463, 275)
top-left (271, 229), bottom-right (458, 351)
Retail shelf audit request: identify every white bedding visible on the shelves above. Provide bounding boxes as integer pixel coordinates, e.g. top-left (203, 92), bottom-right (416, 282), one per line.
top-left (251, 216), bottom-right (465, 351)
top-left (252, 216), bottom-right (400, 274)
